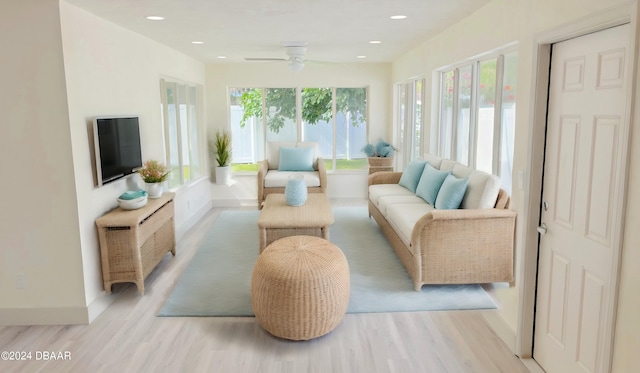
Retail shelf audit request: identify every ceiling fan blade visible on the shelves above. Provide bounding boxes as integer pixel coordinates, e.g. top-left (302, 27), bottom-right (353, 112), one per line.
top-left (244, 57), bottom-right (287, 61)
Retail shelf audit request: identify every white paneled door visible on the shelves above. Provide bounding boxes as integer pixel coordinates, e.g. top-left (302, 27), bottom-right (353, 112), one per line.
top-left (534, 24), bottom-right (629, 373)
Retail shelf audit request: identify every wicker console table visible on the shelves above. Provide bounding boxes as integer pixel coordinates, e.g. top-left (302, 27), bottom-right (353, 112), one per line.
top-left (96, 192), bottom-right (176, 295)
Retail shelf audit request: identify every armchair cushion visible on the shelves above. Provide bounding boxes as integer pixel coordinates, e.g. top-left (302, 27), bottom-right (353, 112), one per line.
top-left (264, 171), bottom-right (321, 188)
top-left (267, 141), bottom-right (318, 170)
top-left (278, 147), bottom-right (314, 171)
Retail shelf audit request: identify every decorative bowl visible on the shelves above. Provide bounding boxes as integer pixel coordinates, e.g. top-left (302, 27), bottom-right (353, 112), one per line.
top-left (118, 190), bottom-right (148, 210)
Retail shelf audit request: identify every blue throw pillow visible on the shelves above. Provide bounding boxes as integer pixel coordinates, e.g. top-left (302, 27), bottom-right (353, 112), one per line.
top-left (278, 147), bottom-right (314, 171)
top-left (435, 174), bottom-right (469, 210)
top-left (398, 159), bottom-right (427, 193)
top-left (415, 163), bottom-right (451, 206)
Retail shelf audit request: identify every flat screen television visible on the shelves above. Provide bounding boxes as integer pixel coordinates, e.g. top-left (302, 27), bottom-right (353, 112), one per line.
top-left (93, 116), bottom-right (143, 186)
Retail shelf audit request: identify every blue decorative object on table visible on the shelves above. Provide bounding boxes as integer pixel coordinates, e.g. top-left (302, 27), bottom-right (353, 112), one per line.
top-left (284, 174), bottom-right (307, 206)
top-left (117, 190), bottom-right (148, 210)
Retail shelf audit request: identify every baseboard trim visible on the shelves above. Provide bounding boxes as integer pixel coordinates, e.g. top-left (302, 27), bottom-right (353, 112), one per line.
top-left (0, 306), bottom-right (89, 325)
top-left (177, 200), bottom-right (215, 239)
top-left (481, 310), bottom-right (517, 353)
top-left (87, 285), bottom-right (128, 323)
top-left (520, 358), bottom-right (545, 373)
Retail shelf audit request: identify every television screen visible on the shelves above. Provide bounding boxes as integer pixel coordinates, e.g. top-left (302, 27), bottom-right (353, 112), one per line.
top-left (94, 116), bottom-right (143, 186)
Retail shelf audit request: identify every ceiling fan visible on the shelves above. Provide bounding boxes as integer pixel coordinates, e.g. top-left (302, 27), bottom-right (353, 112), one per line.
top-left (245, 42), bottom-right (309, 72)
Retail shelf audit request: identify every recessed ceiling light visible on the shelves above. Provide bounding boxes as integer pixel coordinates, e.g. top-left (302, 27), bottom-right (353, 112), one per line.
top-left (390, 15), bottom-right (407, 20)
top-left (369, 40), bottom-right (382, 44)
top-left (146, 16), bottom-right (164, 21)
top-left (217, 56), bottom-right (227, 59)
top-left (191, 41), bottom-right (204, 44)
top-left (356, 55), bottom-right (367, 59)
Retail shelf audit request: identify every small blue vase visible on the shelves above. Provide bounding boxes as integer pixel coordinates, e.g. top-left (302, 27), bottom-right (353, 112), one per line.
top-left (284, 174), bottom-right (307, 206)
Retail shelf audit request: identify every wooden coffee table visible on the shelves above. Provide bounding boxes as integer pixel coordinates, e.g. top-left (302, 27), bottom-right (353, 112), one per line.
top-left (257, 193), bottom-right (334, 253)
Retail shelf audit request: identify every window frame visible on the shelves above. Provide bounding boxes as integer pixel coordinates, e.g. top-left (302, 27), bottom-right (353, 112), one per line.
top-left (228, 86), bottom-right (369, 173)
top-left (395, 78), bottom-right (425, 170)
top-left (436, 46), bottom-right (517, 192)
top-left (160, 78), bottom-right (206, 188)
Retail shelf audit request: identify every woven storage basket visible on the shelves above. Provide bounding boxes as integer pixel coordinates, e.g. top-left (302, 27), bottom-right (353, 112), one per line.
top-left (251, 235), bottom-right (350, 340)
top-left (367, 157), bottom-right (393, 167)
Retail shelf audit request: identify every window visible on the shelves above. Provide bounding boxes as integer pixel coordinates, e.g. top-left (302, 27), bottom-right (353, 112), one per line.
top-left (456, 65), bottom-right (472, 165)
top-left (229, 87), bottom-right (368, 171)
top-left (439, 71), bottom-right (455, 159)
top-left (302, 88), bottom-right (332, 164)
top-left (160, 79), bottom-right (204, 188)
top-left (396, 78), bottom-right (425, 169)
top-left (437, 51), bottom-right (517, 193)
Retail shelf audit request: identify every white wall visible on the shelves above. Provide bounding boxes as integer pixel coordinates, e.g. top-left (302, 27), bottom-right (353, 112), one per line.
top-left (0, 0), bottom-right (209, 325)
top-left (0, 0), bottom-right (87, 324)
top-left (391, 0), bottom-right (637, 371)
top-left (60, 2), bottom-right (209, 321)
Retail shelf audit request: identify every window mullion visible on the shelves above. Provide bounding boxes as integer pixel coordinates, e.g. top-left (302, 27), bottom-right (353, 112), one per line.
top-left (451, 69), bottom-right (460, 160)
top-left (469, 62), bottom-right (480, 169)
top-left (296, 87), bottom-right (302, 141)
top-left (331, 88), bottom-right (337, 171)
top-left (175, 84), bottom-right (185, 185)
top-left (261, 88), bottom-right (267, 159)
top-left (160, 79), bottom-right (171, 168)
top-left (493, 55), bottom-right (505, 175)
top-left (415, 79), bottom-right (425, 158)
top-left (185, 86), bottom-right (193, 182)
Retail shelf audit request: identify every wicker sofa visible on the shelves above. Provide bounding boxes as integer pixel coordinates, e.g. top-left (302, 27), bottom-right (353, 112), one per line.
top-left (368, 154), bottom-right (516, 291)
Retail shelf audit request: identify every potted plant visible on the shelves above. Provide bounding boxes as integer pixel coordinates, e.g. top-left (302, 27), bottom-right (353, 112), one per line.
top-left (138, 159), bottom-right (170, 198)
top-left (362, 139), bottom-right (395, 173)
top-left (210, 130), bottom-right (232, 185)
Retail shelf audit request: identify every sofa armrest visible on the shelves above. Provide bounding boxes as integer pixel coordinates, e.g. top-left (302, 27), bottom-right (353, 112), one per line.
top-left (411, 208), bottom-right (516, 252)
top-left (257, 160), bottom-right (269, 206)
top-left (316, 157), bottom-right (327, 192)
top-left (368, 171), bottom-right (403, 186)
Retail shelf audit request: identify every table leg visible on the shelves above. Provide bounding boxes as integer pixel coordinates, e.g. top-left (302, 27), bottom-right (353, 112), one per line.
top-left (321, 226), bottom-right (330, 240)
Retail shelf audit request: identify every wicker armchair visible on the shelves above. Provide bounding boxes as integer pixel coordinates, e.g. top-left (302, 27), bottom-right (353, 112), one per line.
top-left (257, 141), bottom-right (327, 208)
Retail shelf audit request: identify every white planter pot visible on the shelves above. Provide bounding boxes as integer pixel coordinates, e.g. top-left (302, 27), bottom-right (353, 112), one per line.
top-left (145, 182), bottom-right (164, 198)
top-left (215, 166), bottom-right (231, 185)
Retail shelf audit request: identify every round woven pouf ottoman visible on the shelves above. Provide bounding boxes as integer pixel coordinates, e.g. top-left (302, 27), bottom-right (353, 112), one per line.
top-left (251, 235), bottom-right (350, 341)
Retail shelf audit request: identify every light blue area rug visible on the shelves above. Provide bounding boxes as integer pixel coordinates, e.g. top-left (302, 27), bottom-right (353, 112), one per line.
top-left (158, 206), bottom-right (496, 317)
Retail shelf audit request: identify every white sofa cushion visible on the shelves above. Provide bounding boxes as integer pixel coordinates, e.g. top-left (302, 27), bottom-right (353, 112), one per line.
top-left (463, 171), bottom-right (501, 209)
top-left (439, 159), bottom-right (457, 171)
top-left (423, 153), bottom-right (443, 169)
top-left (368, 184), bottom-right (415, 206)
top-left (452, 164), bottom-right (501, 209)
top-left (378, 195), bottom-right (427, 215)
top-left (264, 170), bottom-right (321, 188)
top-left (386, 203), bottom-right (435, 246)
top-left (452, 163), bottom-right (473, 178)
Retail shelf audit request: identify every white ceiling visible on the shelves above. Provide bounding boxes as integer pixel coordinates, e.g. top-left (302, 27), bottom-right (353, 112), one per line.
top-left (64, 0), bottom-right (490, 64)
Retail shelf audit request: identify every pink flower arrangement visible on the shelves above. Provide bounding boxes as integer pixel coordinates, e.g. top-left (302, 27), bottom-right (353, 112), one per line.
top-left (138, 160), bottom-right (170, 183)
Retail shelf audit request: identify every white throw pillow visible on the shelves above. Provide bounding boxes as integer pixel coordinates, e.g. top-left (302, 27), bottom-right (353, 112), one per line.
top-left (439, 159), bottom-right (457, 171)
top-left (460, 170), bottom-right (501, 209)
top-left (423, 153), bottom-right (443, 169)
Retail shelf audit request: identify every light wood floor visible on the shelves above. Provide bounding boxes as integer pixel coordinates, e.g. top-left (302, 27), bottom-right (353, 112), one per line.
top-left (0, 202), bottom-right (529, 373)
